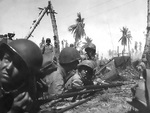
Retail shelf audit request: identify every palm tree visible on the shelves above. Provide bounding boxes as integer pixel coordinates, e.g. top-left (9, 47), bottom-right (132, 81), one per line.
top-left (68, 12), bottom-right (86, 47)
top-left (119, 27), bottom-right (132, 56)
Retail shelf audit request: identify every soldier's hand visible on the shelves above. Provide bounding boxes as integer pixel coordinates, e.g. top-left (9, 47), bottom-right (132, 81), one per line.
top-left (11, 92), bottom-right (33, 112)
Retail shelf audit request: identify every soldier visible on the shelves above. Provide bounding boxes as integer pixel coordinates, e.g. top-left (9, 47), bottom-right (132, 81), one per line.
top-left (43, 47), bottom-right (80, 96)
top-left (0, 39), bottom-right (43, 113)
top-left (136, 59), bottom-right (146, 79)
top-left (64, 60), bottom-right (96, 102)
top-left (42, 38), bottom-right (53, 54)
top-left (85, 43), bottom-right (96, 61)
top-left (65, 60), bottom-right (96, 92)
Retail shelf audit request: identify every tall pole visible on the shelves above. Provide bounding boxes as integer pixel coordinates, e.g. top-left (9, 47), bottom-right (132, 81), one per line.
top-left (24, 1), bottom-right (60, 59)
top-left (24, 7), bottom-right (48, 39)
top-left (143, 0), bottom-right (150, 68)
top-left (48, 1), bottom-right (60, 59)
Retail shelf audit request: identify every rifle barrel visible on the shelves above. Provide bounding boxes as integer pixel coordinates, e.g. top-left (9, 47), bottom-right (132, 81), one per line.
top-left (57, 96), bottom-right (93, 113)
top-left (38, 89), bottom-right (101, 105)
top-left (38, 83), bottom-right (124, 105)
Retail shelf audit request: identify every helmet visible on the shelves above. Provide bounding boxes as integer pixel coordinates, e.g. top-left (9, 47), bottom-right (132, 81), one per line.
top-left (46, 38), bottom-right (51, 43)
top-left (0, 39), bottom-right (43, 70)
top-left (78, 60), bottom-right (96, 70)
top-left (85, 43), bottom-right (96, 53)
top-left (59, 47), bottom-right (81, 64)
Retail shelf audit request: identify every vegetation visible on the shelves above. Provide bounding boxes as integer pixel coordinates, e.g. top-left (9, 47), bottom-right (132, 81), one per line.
top-left (68, 12), bottom-right (86, 48)
top-left (81, 36), bottom-right (93, 51)
top-left (119, 27), bottom-right (132, 56)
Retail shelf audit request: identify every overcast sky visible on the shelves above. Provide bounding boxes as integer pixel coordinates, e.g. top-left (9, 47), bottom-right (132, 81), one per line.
top-left (0, 0), bottom-right (147, 58)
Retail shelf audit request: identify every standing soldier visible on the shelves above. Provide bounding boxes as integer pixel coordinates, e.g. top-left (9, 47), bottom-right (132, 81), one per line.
top-left (0, 39), bottom-right (43, 113)
top-left (84, 43), bottom-right (100, 74)
top-left (85, 43), bottom-right (96, 61)
top-left (43, 38), bottom-right (53, 54)
top-left (136, 59), bottom-right (146, 79)
top-left (43, 47), bottom-right (80, 96)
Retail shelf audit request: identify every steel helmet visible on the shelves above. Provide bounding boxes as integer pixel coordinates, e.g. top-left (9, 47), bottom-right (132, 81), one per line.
top-left (46, 38), bottom-right (51, 43)
top-left (78, 60), bottom-right (96, 70)
top-left (85, 43), bottom-right (96, 53)
top-left (0, 39), bottom-right (43, 70)
top-left (59, 47), bottom-right (81, 64)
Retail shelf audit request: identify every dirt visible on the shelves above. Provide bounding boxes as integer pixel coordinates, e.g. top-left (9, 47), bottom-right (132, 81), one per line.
top-left (66, 84), bottom-right (135, 113)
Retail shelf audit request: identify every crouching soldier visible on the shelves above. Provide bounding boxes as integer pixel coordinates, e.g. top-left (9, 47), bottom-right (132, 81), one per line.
top-left (64, 60), bottom-right (96, 102)
top-left (42, 47), bottom-right (80, 96)
top-left (65, 60), bottom-right (96, 92)
top-left (0, 39), bottom-right (43, 113)
top-left (84, 43), bottom-right (96, 61)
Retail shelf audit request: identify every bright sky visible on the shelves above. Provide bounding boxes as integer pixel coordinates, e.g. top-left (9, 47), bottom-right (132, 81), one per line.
top-left (0, 0), bottom-right (147, 58)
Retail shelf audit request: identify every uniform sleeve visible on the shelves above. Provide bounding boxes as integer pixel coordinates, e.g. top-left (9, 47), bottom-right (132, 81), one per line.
top-left (51, 74), bottom-right (64, 95)
top-left (44, 72), bottom-right (64, 95)
top-left (72, 76), bottom-right (83, 89)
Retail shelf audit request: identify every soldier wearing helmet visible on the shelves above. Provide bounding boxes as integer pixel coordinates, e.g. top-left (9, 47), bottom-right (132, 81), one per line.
top-left (85, 43), bottom-right (96, 60)
top-left (43, 47), bottom-right (80, 96)
top-left (42, 38), bottom-right (53, 54)
top-left (65, 60), bottom-right (96, 92)
top-left (0, 39), bottom-right (43, 113)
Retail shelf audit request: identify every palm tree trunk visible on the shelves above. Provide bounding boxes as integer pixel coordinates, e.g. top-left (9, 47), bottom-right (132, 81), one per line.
top-left (128, 41), bottom-right (130, 56)
top-left (123, 45), bottom-right (125, 56)
top-left (143, 0), bottom-right (150, 68)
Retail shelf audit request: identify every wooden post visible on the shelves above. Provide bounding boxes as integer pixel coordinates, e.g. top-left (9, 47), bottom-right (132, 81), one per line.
top-left (48, 1), bottom-right (60, 59)
top-left (143, 0), bottom-right (150, 68)
top-left (25, 8), bottom-right (48, 39)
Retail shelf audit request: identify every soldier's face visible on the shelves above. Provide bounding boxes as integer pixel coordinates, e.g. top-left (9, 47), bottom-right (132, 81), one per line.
top-left (79, 66), bottom-right (92, 80)
top-left (0, 52), bottom-right (25, 91)
top-left (87, 50), bottom-right (95, 58)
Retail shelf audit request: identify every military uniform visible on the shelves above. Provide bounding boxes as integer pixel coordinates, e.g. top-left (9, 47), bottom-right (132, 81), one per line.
top-left (43, 65), bottom-right (66, 95)
top-left (42, 38), bottom-right (53, 54)
top-left (65, 71), bottom-right (83, 91)
top-left (43, 44), bottom-right (53, 54)
top-left (65, 60), bottom-right (95, 91)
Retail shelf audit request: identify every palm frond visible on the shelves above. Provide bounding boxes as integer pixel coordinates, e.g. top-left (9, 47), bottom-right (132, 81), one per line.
top-left (68, 25), bottom-right (77, 33)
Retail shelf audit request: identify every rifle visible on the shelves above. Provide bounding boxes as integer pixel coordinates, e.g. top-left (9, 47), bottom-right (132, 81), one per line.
top-left (38, 82), bottom-right (125, 105)
top-left (39, 96), bottom-right (93, 113)
top-left (56, 96), bottom-right (93, 113)
top-left (95, 58), bottom-right (114, 76)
